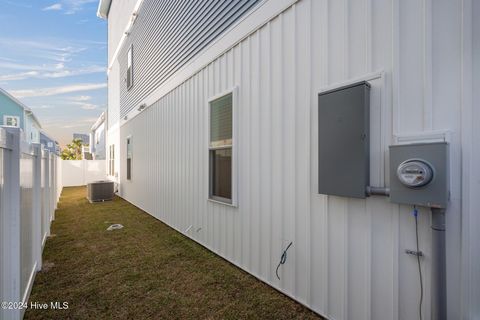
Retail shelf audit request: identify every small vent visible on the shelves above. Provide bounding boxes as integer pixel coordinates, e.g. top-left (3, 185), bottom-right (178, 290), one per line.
top-left (87, 181), bottom-right (114, 202)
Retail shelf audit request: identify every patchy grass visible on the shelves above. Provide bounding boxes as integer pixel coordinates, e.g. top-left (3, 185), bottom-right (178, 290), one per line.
top-left (25, 187), bottom-right (322, 320)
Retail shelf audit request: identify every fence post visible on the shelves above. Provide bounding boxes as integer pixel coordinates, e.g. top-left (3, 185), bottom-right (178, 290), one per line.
top-left (45, 151), bottom-right (51, 236)
top-left (50, 153), bottom-right (54, 222)
top-left (53, 156), bottom-right (57, 212)
top-left (82, 159), bottom-right (86, 186)
top-left (0, 128), bottom-right (22, 320)
top-left (32, 143), bottom-right (42, 271)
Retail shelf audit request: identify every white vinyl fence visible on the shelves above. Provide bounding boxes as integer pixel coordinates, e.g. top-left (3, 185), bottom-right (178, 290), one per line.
top-left (0, 127), bottom-right (62, 320)
top-left (61, 160), bottom-right (106, 187)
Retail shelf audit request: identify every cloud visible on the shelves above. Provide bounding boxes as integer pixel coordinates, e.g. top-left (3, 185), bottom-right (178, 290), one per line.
top-left (0, 71), bottom-right (39, 81)
top-left (0, 65), bottom-right (105, 81)
top-left (69, 95), bottom-right (91, 102)
top-left (0, 38), bottom-right (90, 67)
top-left (70, 102), bottom-right (97, 110)
top-left (58, 117), bottom-right (98, 128)
top-left (0, 56), bottom-right (17, 62)
top-left (79, 103), bottom-right (97, 110)
top-left (11, 83), bottom-right (107, 98)
top-left (0, 61), bottom-right (50, 71)
top-left (31, 105), bottom-right (55, 109)
top-left (42, 0), bottom-right (97, 15)
top-left (43, 3), bottom-right (62, 11)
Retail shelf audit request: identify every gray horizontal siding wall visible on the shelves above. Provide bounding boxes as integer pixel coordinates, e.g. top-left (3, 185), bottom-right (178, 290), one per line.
top-left (118, 0), bottom-right (261, 118)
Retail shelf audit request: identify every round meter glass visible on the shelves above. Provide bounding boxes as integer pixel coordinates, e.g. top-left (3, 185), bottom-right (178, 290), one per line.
top-left (396, 159), bottom-right (434, 188)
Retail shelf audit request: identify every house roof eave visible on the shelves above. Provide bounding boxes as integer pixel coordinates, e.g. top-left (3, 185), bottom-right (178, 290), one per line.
top-left (97, 0), bottom-right (112, 19)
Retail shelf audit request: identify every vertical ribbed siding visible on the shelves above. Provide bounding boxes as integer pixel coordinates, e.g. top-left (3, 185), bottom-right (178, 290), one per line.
top-left (108, 0), bottom-right (477, 319)
top-left (117, 0), bottom-right (261, 118)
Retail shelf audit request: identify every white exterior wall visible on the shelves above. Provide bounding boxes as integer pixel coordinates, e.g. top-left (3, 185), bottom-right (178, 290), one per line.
top-left (107, 0), bottom-right (479, 319)
top-left (106, 60), bottom-right (121, 182)
top-left (23, 114), bottom-right (40, 144)
top-left (463, 1), bottom-right (480, 318)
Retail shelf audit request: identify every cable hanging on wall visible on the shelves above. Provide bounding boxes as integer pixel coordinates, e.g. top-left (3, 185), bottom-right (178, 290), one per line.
top-left (276, 242), bottom-right (293, 280)
top-left (413, 206), bottom-right (423, 320)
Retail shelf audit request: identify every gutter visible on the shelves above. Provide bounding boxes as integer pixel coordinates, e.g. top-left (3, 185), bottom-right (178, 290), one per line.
top-left (91, 112), bottom-right (105, 131)
top-left (97, 0), bottom-right (112, 19)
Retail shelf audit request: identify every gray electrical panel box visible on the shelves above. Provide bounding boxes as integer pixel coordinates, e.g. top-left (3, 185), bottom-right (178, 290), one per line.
top-left (318, 81), bottom-right (370, 198)
top-left (389, 142), bottom-right (449, 208)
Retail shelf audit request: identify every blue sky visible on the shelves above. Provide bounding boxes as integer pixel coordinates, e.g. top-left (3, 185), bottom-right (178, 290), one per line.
top-left (0, 0), bottom-right (107, 146)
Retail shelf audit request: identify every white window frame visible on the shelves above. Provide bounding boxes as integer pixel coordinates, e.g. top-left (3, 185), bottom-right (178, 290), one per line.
top-left (207, 87), bottom-right (238, 207)
top-left (109, 144), bottom-right (115, 176)
top-left (126, 45), bottom-right (133, 90)
top-left (3, 115), bottom-right (20, 128)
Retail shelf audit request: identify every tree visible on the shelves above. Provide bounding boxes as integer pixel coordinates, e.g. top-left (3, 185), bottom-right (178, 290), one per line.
top-left (61, 138), bottom-right (85, 160)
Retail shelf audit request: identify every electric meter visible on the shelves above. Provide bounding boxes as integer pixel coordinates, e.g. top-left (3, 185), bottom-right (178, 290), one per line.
top-left (389, 142), bottom-right (448, 208)
top-left (396, 159), bottom-right (434, 188)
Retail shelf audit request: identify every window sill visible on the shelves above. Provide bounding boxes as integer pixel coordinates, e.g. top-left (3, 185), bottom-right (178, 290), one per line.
top-left (208, 198), bottom-right (237, 208)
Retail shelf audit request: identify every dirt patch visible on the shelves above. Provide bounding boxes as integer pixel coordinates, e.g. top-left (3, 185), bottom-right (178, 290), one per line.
top-left (41, 261), bottom-right (55, 272)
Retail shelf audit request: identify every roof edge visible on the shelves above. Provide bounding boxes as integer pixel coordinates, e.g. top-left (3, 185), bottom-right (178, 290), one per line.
top-left (97, 0), bottom-right (112, 19)
top-left (40, 130), bottom-right (58, 144)
top-left (0, 87), bottom-right (42, 128)
top-left (91, 111), bottom-right (105, 131)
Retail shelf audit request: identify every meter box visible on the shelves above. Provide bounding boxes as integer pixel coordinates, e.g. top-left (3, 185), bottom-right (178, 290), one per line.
top-left (389, 142), bottom-right (449, 208)
top-left (318, 81), bottom-right (370, 198)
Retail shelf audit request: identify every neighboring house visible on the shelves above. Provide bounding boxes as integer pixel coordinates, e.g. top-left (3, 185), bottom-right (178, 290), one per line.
top-left (40, 131), bottom-right (60, 155)
top-left (72, 133), bottom-right (92, 159)
top-left (98, 1), bottom-right (480, 319)
top-left (81, 146), bottom-right (93, 160)
top-left (89, 111), bottom-right (106, 160)
top-left (73, 133), bottom-right (90, 145)
top-left (0, 87), bottom-right (41, 143)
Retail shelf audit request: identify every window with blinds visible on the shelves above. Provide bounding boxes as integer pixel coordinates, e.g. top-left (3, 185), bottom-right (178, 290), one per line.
top-left (126, 136), bottom-right (132, 180)
top-left (209, 92), bottom-right (234, 204)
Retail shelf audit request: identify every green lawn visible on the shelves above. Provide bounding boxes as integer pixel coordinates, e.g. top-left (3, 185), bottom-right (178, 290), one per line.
top-left (25, 187), bottom-right (322, 320)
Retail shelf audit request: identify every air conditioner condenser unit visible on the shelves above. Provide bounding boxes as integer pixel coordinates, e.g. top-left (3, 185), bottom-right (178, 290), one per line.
top-left (87, 180), bottom-right (115, 203)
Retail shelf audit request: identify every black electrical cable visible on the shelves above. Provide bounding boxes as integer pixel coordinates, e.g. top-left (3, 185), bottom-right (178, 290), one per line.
top-left (413, 206), bottom-right (423, 320)
top-left (276, 242), bottom-right (293, 280)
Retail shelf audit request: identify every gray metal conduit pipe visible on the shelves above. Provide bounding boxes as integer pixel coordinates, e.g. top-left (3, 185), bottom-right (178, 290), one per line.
top-left (366, 186), bottom-right (390, 196)
top-left (366, 186), bottom-right (446, 319)
top-left (431, 208), bottom-right (446, 320)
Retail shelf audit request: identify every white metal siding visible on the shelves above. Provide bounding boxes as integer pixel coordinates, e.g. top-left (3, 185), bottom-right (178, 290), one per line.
top-left (463, 1), bottom-right (480, 318)
top-left (107, 61), bottom-right (120, 128)
top-left (109, 0), bottom-right (478, 319)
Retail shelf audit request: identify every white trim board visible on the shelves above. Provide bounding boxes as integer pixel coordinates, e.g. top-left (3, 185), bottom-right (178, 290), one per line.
top-left (107, 0), bottom-right (144, 72)
top-left (393, 130), bottom-right (452, 145)
top-left (206, 87), bottom-right (239, 207)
